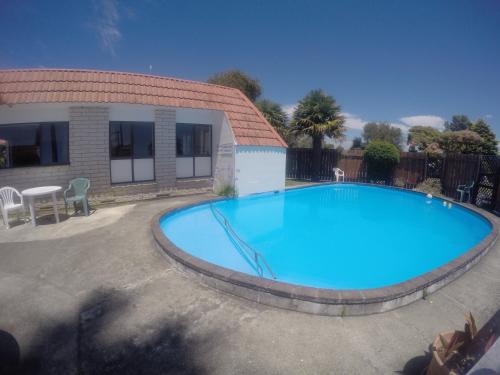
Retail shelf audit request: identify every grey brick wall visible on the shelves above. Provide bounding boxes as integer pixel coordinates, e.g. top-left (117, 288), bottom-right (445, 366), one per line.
top-left (154, 108), bottom-right (176, 188)
top-left (0, 164), bottom-right (71, 192)
top-left (69, 106), bottom-right (111, 194)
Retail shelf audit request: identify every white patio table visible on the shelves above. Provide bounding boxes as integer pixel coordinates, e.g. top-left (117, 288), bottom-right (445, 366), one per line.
top-left (22, 186), bottom-right (62, 227)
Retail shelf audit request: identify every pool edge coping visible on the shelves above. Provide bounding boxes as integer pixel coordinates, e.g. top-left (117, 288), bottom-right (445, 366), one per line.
top-left (151, 183), bottom-right (499, 315)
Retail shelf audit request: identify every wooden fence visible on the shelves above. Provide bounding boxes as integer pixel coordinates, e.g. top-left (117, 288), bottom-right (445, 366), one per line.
top-left (286, 148), bottom-right (500, 211)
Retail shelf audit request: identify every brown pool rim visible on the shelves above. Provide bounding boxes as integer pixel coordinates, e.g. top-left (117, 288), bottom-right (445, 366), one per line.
top-left (151, 183), bottom-right (498, 316)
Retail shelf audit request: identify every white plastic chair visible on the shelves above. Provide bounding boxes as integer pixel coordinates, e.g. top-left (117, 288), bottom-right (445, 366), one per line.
top-left (457, 181), bottom-right (474, 203)
top-left (0, 187), bottom-right (25, 229)
top-left (333, 168), bottom-right (345, 182)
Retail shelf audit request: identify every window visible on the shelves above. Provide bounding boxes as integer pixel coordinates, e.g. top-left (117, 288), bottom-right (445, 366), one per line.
top-left (176, 124), bottom-right (212, 178)
top-left (110, 122), bottom-right (154, 183)
top-left (110, 122), bottom-right (132, 158)
top-left (194, 125), bottom-right (211, 157)
top-left (0, 122), bottom-right (69, 169)
top-left (176, 124), bottom-right (211, 157)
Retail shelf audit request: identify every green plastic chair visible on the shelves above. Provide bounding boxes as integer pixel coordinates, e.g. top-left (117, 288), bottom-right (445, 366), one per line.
top-left (64, 178), bottom-right (91, 216)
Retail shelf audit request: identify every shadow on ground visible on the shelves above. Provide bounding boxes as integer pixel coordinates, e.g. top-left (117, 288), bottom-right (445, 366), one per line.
top-left (0, 289), bottom-right (210, 375)
top-left (396, 348), bottom-right (432, 375)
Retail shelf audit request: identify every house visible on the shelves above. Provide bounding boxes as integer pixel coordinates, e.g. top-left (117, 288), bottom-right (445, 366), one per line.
top-left (0, 69), bottom-right (287, 197)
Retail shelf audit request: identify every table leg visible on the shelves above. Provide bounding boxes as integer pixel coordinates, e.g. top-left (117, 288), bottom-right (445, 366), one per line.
top-left (28, 197), bottom-right (36, 227)
top-left (52, 192), bottom-right (60, 223)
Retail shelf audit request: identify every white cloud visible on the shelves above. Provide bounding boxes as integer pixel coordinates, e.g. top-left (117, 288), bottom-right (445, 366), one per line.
top-left (283, 104), bottom-right (297, 118)
top-left (341, 112), bottom-right (367, 130)
top-left (399, 115), bottom-right (445, 130)
top-left (92, 0), bottom-right (122, 55)
top-left (485, 114), bottom-right (493, 119)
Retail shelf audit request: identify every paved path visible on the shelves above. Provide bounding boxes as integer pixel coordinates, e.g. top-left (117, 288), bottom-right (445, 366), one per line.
top-left (0, 195), bottom-right (499, 374)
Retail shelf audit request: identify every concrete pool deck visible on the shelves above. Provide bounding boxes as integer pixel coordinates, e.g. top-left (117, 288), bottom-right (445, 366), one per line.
top-left (0, 194), bottom-right (499, 374)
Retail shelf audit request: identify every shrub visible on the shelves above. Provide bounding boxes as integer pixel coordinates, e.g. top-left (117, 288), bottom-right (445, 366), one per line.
top-left (438, 130), bottom-right (484, 154)
top-left (414, 178), bottom-right (443, 197)
top-left (364, 141), bottom-right (400, 181)
top-left (393, 178), bottom-right (406, 188)
top-left (216, 184), bottom-right (237, 197)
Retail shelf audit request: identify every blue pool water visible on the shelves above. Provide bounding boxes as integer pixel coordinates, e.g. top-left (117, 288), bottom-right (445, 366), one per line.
top-left (160, 184), bottom-right (492, 289)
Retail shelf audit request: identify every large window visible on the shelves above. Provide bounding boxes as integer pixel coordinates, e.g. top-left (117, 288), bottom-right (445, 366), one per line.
top-left (0, 122), bottom-right (69, 169)
top-left (176, 124), bottom-right (212, 178)
top-left (110, 122), bottom-right (154, 183)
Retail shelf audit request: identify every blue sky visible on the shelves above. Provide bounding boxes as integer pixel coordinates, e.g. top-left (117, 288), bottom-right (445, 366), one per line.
top-left (1, 0), bottom-right (499, 146)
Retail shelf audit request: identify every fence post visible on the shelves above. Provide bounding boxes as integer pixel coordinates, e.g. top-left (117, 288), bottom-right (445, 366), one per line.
top-left (424, 153), bottom-right (428, 181)
top-left (441, 154), bottom-right (447, 195)
top-left (492, 158), bottom-right (500, 212)
top-left (472, 155), bottom-right (482, 205)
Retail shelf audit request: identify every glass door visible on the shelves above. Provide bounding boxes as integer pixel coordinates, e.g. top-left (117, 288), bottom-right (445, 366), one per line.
top-left (176, 123), bottom-right (212, 178)
top-left (110, 122), bottom-right (154, 184)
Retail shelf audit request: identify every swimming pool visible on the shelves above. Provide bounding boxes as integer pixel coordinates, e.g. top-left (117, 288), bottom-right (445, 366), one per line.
top-left (153, 184), bottom-right (497, 315)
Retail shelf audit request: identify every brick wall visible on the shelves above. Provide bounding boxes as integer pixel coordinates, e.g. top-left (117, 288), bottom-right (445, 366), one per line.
top-left (154, 108), bottom-right (176, 189)
top-left (69, 106), bottom-right (111, 194)
top-left (0, 164), bottom-right (72, 192)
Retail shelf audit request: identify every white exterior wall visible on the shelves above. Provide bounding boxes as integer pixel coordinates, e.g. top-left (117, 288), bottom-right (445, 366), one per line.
top-left (213, 114), bottom-right (236, 193)
top-left (0, 102), bottom-right (285, 197)
top-left (0, 103), bottom-right (70, 123)
top-left (234, 146), bottom-right (286, 196)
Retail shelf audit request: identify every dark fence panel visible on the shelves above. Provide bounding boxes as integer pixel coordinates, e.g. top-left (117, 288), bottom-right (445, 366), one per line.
top-left (338, 150), bottom-right (366, 182)
top-left (286, 148), bottom-right (500, 211)
top-left (394, 152), bottom-right (427, 187)
top-left (286, 148), bottom-right (313, 180)
top-left (319, 149), bottom-right (340, 180)
top-left (441, 154), bottom-right (480, 199)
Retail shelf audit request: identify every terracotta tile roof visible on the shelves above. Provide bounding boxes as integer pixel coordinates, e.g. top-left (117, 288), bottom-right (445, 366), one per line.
top-left (0, 68), bottom-right (287, 147)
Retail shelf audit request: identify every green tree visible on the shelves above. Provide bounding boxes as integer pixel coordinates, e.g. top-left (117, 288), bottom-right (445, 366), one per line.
top-left (351, 136), bottom-right (363, 150)
top-left (364, 141), bottom-right (400, 182)
top-left (444, 115), bottom-right (472, 132)
top-left (207, 70), bottom-right (261, 102)
top-left (362, 122), bottom-right (403, 148)
top-left (291, 90), bottom-right (345, 181)
top-left (407, 126), bottom-right (441, 152)
top-left (438, 130), bottom-right (484, 154)
top-left (255, 99), bottom-right (289, 140)
top-left (469, 119), bottom-right (497, 155)
top-left (287, 134), bottom-right (312, 148)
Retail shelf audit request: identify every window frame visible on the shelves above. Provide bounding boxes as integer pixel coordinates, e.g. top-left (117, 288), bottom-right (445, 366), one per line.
top-left (175, 123), bottom-right (213, 178)
top-left (109, 121), bottom-right (155, 184)
top-left (0, 121), bottom-right (70, 169)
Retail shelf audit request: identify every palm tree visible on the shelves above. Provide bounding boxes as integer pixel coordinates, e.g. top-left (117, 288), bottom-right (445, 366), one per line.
top-left (255, 99), bottom-right (289, 140)
top-left (291, 90), bottom-right (345, 181)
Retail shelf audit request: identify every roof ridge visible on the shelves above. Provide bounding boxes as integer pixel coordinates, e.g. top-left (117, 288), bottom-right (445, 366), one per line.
top-left (0, 68), bottom-right (243, 93)
top-left (0, 68), bottom-right (287, 148)
top-left (1, 80), bottom-right (245, 101)
top-left (1, 89), bottom-right (254, 113)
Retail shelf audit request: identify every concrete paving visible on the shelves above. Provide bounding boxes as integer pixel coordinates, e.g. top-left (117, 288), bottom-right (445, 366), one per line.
top-left (0, 194), bottom-right (499, 374)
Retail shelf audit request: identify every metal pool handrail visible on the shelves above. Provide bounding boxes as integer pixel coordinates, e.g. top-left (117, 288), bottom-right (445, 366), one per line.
top-left (210, 205), bottom-right (277, 280)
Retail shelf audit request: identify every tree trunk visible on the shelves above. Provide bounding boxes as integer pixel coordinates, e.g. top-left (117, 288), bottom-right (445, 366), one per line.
top-left (312, 135), bottom-right (322, 181)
